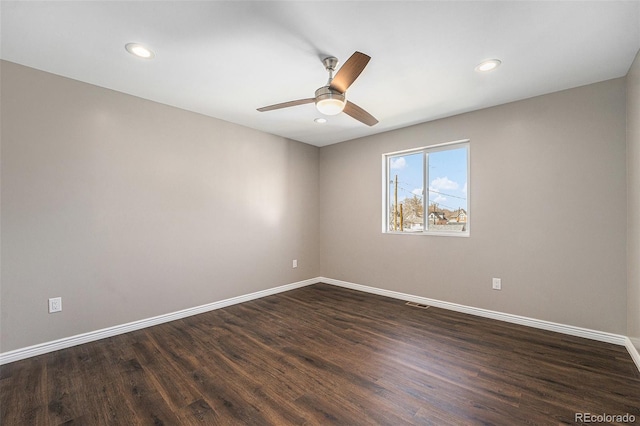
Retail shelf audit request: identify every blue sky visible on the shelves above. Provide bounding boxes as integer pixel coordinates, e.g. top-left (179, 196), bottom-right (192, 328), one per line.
top-left (389, 147), bottom-right (467, 211)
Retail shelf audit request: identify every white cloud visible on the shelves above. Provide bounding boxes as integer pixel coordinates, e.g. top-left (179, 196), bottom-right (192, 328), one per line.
top-left (412, 187), bottom-right (423, 196)
top-left (433, 194), bottom-right (447, 204)
top-left (390, 157), bottom-right (406, 170)
top-left (428, 186), bottom-right (447, 204)
top-left (430, 176), bottom-right (459, 191)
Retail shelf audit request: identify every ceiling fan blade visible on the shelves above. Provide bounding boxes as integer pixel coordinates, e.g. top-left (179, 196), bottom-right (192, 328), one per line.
top-left (329, 51), bottom-right (371, 94)
top-left (257, 98), bottom-right (315, 112)
top-left (344, 101), bottom-right (378, 126)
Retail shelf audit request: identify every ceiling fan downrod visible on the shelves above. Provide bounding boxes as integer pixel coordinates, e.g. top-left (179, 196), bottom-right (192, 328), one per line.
top-left (322, 56), bottom-right (339, 85)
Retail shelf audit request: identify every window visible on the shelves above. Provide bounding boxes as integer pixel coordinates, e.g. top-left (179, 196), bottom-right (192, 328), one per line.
top-left (383, 140), bottom-right (469, 236)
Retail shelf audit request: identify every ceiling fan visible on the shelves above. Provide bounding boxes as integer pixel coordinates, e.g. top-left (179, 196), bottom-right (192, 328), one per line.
top-left (257, 51), bottom-right (378, 126)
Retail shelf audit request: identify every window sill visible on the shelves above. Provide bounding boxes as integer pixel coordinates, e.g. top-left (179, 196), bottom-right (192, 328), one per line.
top-left (383, 231), bottom-right (470, 238)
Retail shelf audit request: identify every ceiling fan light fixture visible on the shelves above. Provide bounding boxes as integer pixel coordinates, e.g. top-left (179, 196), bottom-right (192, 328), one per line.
top-left (316, 99), bottom-right (345, 115)
top-left (315, 86), bottom-right (345, 116)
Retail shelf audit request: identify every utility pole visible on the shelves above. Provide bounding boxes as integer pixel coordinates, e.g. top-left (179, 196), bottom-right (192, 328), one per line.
top-left (432, 202), bottom-right (438, 224)
top-left (400, 203), bottom-right (404, 231)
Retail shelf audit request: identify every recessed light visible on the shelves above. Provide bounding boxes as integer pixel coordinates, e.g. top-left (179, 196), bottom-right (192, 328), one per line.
top-left (314, 118), bottom-right (327, 124)
top-left (125, 43), bottom-right (155, 59)
top-left (475, 59), bottom-right (501, 72)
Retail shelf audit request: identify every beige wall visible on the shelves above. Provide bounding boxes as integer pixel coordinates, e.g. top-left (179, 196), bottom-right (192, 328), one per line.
top-left (0, 61), bottom-right (320, 352)
top-left (628, 49), bottom-right (640, 350)
top-left (319, 78), bottom-right (628, 334)
top-left (0, 58), bottom-right (633, 354)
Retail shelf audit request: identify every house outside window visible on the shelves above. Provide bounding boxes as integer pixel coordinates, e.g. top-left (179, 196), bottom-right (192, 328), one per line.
top-left (383, 140), bottom-right (469, 236)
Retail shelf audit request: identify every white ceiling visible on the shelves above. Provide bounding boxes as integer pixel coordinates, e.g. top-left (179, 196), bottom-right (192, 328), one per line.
top-left (2, 1), bottom-right (639, 147)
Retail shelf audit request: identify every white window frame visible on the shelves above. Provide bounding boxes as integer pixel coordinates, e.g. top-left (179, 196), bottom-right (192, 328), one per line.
top-left (382, 139), bottom-right (470, 237)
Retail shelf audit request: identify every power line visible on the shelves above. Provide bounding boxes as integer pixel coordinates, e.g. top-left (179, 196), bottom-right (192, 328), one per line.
top-left (391, 178), bottom-right (466, 201)
top-left (391, 178), bottom-right (466, 213)
top-left (427, 188), bottom-right (466, 200)
top-left (397, 184), bottom-right (422, 199)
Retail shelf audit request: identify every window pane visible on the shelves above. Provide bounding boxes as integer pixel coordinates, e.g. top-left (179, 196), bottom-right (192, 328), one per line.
top-left (427, 147), bottom-right (468, 233)
top-left (388, 152), bottom-right (424, 232)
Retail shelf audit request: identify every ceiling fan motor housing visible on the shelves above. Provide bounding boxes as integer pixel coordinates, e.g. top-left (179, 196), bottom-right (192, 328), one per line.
top-left (315, 86), bottom-right (346, 115)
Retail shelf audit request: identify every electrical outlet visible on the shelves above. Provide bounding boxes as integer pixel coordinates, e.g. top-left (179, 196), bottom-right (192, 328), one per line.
top-left (492, 278), bottom-right (502, 290)
top-left (49, 297), bottom-right (62, 313)
top-left (292, 259), bottom-right (298, 268)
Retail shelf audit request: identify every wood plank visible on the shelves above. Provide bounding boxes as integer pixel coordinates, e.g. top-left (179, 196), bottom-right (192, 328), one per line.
top-left (1, 283), bottom-right (639, 424)
top-left (0, 356), bottom-right (48, 425)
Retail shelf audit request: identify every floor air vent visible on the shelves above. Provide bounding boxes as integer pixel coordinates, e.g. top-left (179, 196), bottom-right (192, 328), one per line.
top-left (405, 301), bottom-right (430, 309)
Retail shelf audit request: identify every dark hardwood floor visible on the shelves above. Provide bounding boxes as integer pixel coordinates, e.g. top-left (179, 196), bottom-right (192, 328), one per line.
top-left (2, 283), bottom-right (639, 425)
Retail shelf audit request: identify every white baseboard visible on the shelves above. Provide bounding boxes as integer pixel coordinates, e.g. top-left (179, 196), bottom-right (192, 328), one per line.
top-left (320, 277), bottom-right (640, 372)
top-left (318, 277), bottom-right (629, 347)
top-left (3, 276), bottom-right (638, 373)
top-left (0, 278), bottom-right (317, 365)
top-left (626, 337), bottom-right (640, 371)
